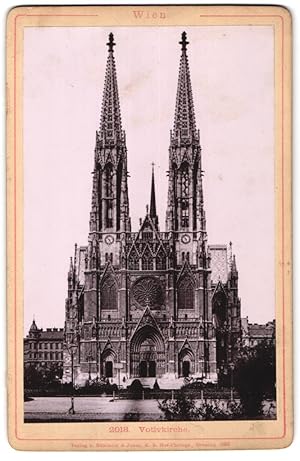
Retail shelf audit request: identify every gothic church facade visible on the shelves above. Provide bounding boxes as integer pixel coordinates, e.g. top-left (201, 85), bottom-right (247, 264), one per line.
top-left (63, 32), bottom-right (241, 387)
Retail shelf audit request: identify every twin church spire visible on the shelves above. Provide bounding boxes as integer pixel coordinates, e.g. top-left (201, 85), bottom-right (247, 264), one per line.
top-left (172, 31), bottom-right (198, 145)
top-left (89, 32), bottom-right (130, 236)
top-left (99, 32), bottom-right (123, 143)
top-left (91, 31), bottom-right (204, 239)
top-left (166, 32), bottom-right (205, 235)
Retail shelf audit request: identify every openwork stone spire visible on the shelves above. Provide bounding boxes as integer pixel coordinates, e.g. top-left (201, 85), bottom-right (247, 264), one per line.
top-left (172, 31), bottom-right (197, 145)
top-left (99, 32), bottom-right (123, 142)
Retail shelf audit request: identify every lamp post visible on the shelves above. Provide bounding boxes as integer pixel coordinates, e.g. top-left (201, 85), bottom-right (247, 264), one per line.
top-left (64, 334), bottom-right (77, 415)
top-left (229, 362), bottom-right (235, 402)
top-left (96, 342), bottom-right (101, 382)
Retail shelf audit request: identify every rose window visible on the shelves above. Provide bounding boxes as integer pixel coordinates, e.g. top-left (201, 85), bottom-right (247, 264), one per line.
top-left (132, 276), bottom-right (164, 308)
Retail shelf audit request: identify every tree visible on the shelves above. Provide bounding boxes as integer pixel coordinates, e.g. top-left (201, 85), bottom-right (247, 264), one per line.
top-left (24, 364), bottom-right (43, 389)
top-left (24, 363), bottom-right (63, 391)
top-left (234, 340), bottom-right (276, 418)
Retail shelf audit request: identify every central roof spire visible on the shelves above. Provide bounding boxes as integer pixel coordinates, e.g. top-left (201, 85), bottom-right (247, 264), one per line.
top-left (171, 31), bottom-right (198, 145)
top-left (149, 163), bottom-right (159, 229)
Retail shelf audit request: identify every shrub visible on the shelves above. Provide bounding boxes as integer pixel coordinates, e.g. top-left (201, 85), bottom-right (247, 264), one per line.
top-left (128, 379), bottom-right (144, 399)
top-left (158, 391), bottom-right (244, 421)
top-left (158, 392), bottom-right (200, 421)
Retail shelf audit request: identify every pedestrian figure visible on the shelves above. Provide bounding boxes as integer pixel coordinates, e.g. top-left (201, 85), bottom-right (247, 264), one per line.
top-left (68, 396), bottom-right (75, 415)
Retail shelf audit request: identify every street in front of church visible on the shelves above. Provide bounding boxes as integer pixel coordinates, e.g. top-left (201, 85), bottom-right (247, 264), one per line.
top-left (24, 396), bottom-right (164, 422)
top-left (24, 396), bottom-right (276, 422)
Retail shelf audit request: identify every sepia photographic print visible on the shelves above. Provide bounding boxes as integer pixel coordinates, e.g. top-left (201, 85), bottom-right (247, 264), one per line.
top-left (7, 5), bottom-right (292, 451)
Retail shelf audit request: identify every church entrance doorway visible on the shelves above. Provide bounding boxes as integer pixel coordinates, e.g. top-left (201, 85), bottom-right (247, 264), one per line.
top-left (139, 361), bottom-right (147, 377)
top-left (182, 360), bottom-right (190, 377)
top-left (130, 325), bottom-right (165, 378)
top-left (139, 360), bottom-right (156, 377)
top-left (178, 348), bottom-right (194, 377)
top-left (149, 360), bottom-right (156, 377)
top-left (105, 361), bottom-right (113, 378)
top-left (101, 349), bottom-right (116, 379)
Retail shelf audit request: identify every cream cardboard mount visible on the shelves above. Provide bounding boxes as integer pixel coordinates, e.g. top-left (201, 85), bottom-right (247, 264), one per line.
top-left (6, 4), bottom-right (292, 451)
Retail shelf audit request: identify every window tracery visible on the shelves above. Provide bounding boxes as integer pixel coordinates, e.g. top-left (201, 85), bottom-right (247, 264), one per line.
top-left (156, 249), bottom-right (167, 270)
top-left (178, 276), bottom-right (194, 309)
top-left (181, 163), bottom-right (189, 228)
top-left (105, 163), bottom-right (113, 197)
top-left (128, 249), bottom-right (139, 270)
top-left (101, 275), bottom-right (117, 310)
top-left (105, 163), bottom-right (114, 228)
top-left (212, 291), bottom-right (227, 325)
top-left (132, 276), bottom-right (164, 308)
top-left (142, 247), bottom-right (153, 270)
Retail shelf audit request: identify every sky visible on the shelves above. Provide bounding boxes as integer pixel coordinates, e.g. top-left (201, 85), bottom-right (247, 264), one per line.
top-left (23, 26), bottom-right (274, 332)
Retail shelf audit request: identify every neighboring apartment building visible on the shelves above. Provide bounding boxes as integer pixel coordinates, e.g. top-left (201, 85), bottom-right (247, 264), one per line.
top-left (24, 319), bottom-right (64, 369)
top-left (241, 318), bottom-right (275, 348)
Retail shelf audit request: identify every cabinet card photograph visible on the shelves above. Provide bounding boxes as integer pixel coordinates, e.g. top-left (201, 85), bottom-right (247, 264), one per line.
top-left (7, 4), bottom-right (292, 451)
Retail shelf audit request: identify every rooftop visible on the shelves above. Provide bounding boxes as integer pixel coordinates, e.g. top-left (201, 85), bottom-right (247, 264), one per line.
top-left (26, 321), bottom-right (64, 340)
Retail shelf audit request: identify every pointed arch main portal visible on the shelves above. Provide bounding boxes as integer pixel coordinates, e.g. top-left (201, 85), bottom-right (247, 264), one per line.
top-left (130, 325), bottom-right (165, 378)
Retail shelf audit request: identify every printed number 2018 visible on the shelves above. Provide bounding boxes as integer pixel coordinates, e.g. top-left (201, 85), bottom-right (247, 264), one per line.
top-left (109, 426), bottom-right (129, 432)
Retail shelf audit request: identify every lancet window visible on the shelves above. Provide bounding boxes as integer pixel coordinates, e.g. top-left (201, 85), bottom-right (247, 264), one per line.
top-left (178, 276), bottom-right (194, 310)
top-left (181, 163), bottom-right (189, 228)
top-left (105, 163), bottom-right (114, 197)
top-left (101, 275), bottom-right (117, 310)
top-left (142, 247), bottom-right (154, 271)
top-left (128, 249), bottom-right (140, 270)
top-left (156, 249), bottom-right (167, 270)
top-left (105, 163), bottom-right (114, 228)
top-left (106, 202), bottom-right (113, 228)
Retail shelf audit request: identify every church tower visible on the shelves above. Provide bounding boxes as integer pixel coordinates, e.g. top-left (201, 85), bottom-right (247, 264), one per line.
top-left (166, 32), bottom-right (206, 247)
top-left (89, 33), bottom-right (130, 238)
top-left (164, 32), bottom-right (216, 379)
top-left (84, 32), bottom-right (131, 321)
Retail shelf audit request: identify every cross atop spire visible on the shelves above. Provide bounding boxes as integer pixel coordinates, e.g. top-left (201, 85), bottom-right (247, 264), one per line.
top-left (179, 31), bottom-right (189, 52)
top-left (171, 31), bottom-right (198, 145)
top-left (107, 32), bottom-right (116, 52)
